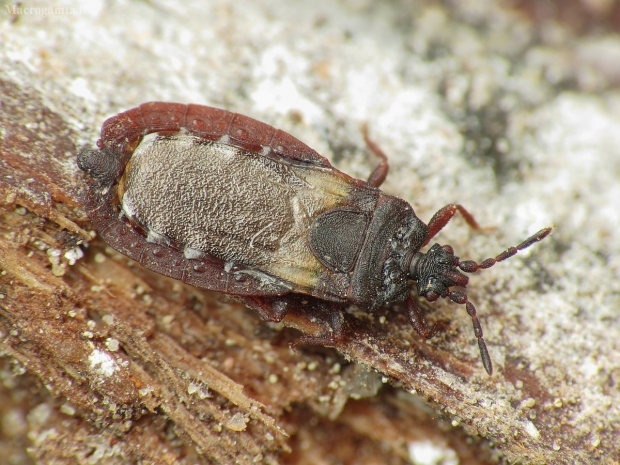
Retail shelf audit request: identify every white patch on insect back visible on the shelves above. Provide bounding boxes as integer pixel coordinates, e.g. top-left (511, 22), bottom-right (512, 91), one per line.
top-left (146, 228), bottom-right (169, 245)
top-left (184, 246), bottom-right (205, 260)
top-left (121, 192), bottom-right (136, 219)
top-left (141, 132), bottom-right (159, 143)
top-left (290, 195), bottom-right (309, 229)
top-left (261, 145), bottom-right (271, 156)
top-left (210, 142), bottom-right (238, 161)
top-left (217, 134), bottom-right (231, 145)
top-left (249, 221), bottom-right (274, 249)
top-left (234, 269), bottom-right (292, 292)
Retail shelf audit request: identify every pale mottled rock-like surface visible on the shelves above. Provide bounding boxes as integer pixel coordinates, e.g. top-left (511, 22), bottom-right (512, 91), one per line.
top-left (1, 1), bottom-right (619, 463)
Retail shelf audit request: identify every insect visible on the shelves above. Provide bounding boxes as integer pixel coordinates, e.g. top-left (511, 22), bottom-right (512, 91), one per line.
top-left (77, 102), bottom-right (552, 375)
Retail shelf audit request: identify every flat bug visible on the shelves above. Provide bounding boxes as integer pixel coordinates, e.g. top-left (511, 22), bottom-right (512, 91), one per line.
top-left (77, 102), bottom-right (552, 375)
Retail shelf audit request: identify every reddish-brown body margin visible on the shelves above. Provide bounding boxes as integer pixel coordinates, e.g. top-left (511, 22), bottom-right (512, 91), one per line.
top-left (98, 101), bottom-right (332, 168)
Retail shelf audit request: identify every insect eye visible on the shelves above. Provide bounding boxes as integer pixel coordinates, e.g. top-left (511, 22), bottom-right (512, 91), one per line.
top-left (441, 244), bottom-right (454, 254)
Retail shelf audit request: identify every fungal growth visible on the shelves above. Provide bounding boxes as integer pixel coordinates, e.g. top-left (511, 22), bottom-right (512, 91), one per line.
top-left (78, 102), bottom-right (552, 376)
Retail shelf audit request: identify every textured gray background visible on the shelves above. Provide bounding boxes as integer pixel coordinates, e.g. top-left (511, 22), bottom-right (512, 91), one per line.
top-left (1, 0), bottom-right (619, 463)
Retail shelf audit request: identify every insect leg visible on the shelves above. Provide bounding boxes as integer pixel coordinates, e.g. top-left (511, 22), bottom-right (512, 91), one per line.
top-left (240, 296), bottom-right (290, 322)
top-left (424, 204), bottom-right (483, 246)
top-left (361, 124), bottom-right (389, 187)
top-left (406, 296), bottom-right (444, 339)
top-left (289, 307), bottom-right (346, 349)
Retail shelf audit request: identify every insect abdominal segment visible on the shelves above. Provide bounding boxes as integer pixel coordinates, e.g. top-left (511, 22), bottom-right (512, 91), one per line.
top-left (78, 101), bottom-right (552, 376)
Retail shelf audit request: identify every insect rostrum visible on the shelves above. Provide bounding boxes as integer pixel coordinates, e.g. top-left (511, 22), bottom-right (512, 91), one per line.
top-left (77, 102), bottom-right (552, 375)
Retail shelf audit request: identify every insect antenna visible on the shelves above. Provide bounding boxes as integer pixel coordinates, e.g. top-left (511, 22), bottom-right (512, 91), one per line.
top-left (410, 227), bottom-right (552, 374)
top-left (457, 227), bottom-right (553, 274)
top-left (453, 227), bottom-right (553, 374)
